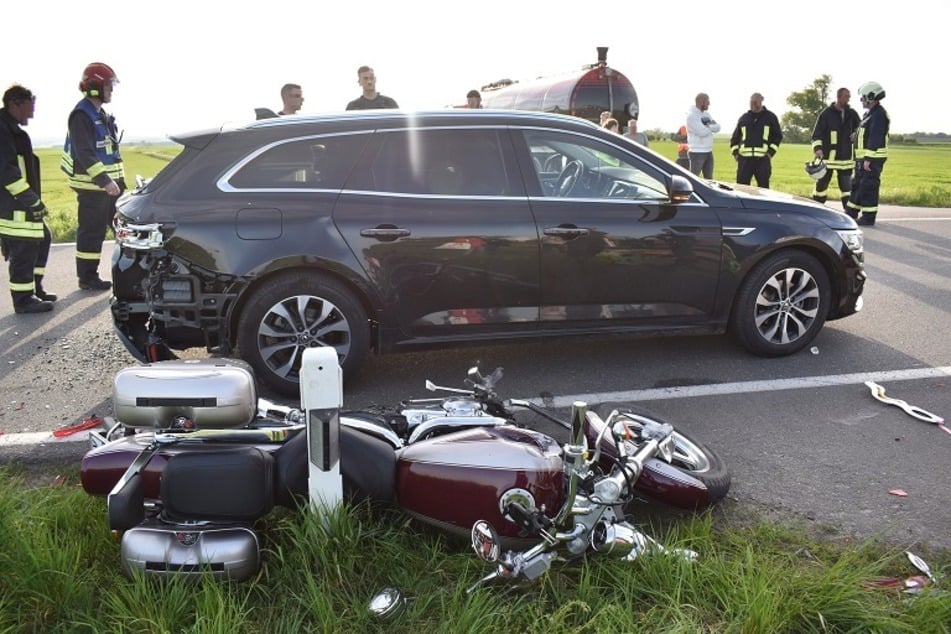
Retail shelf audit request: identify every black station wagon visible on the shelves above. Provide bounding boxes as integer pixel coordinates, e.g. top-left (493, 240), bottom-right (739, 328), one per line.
top-left (111, 110), bottom-right (866, 396)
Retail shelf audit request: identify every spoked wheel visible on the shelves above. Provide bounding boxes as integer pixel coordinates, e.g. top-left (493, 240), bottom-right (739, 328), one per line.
top-left (237, 272), bottom-right (369, 396)
top-left (613, 408), bottom-right (731, 507)
top-left (731, 250), bottom-right (831, 356)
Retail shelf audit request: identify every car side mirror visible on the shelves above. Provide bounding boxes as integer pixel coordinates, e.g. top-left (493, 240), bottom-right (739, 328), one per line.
top-left (668, 175), bottom-right (694, 204)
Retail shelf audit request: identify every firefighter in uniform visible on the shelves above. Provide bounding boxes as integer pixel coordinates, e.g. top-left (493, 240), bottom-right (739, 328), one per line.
top-left (1, 85), bottom-right (56, 314)
top-left (61, 62), bottom-right (125, 290)
top-left (730, 92), bottom-right (783, 188)
top-left (811, 87), bottom-right (861, 210)
top-left (846, 81), bottom-right (889, 226)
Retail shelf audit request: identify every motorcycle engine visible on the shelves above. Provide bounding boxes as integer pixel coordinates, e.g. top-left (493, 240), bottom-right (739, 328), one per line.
top-left (402, 398), bottom-right (484, 425)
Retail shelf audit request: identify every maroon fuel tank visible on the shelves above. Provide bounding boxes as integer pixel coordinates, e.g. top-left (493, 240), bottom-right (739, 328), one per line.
top-left (396, 426), bottom-right (564, 541)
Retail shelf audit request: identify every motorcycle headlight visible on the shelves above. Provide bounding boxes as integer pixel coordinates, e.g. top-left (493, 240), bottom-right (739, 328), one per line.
top-left (836, 229), bottom-right (864, 255)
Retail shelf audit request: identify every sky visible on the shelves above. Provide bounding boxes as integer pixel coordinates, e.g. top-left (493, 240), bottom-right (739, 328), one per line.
top-left (6, 0), bottom-right (948, 146)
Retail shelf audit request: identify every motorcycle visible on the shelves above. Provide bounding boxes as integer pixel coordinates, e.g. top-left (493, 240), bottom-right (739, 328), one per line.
top-left (81, 359), bottom-right (730, 583)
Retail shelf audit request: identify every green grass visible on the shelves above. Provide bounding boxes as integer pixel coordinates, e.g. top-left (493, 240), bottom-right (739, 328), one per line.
top-left (33, 141), bottom-right (951, 245)
top-left (1, 467), bottom-right (948, 633)
top-left (38, 146), bottom-right (175, 244)
top-left (651, 139), bottom-right (951, 207)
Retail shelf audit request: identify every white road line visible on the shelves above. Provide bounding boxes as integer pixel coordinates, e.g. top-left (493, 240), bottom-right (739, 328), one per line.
top-left (2, 367), bottom-right (948, 448)
top-left (529, 367), bottom-right (951, 409)
top-left (0, 430), bottom-right (90, 446)
top-left (880, 217), bottom-right (951, 222)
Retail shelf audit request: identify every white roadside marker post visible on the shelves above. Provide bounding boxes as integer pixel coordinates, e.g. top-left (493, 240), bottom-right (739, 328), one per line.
top-left (300, 347), bottom-right (343, 513)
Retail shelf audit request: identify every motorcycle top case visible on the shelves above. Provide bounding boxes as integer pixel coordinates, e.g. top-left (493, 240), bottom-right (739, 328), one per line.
top-left (113, 358), bottom-right (257, 429)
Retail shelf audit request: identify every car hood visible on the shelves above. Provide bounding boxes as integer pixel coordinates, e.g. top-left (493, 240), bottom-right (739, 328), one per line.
top-left (707, 180), bottom-right (858, 230)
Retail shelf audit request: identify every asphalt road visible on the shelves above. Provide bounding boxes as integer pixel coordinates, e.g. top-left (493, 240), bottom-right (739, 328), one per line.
top-left (1, 204), bottom-right (949, 551)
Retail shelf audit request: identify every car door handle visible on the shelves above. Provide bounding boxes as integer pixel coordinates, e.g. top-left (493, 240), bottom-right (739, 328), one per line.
top-left (543, 225), bottom-right (589, 238)
top-left (360, 226), bottom-right (412, 241)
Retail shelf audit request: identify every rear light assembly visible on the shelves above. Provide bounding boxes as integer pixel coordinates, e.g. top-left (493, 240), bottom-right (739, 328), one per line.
top-left (115, 220), bottom-right (166, 251)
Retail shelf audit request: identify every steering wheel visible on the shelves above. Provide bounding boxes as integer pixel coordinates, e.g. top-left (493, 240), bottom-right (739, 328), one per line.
top-left (544, 154), bottom-right (565, 172)
top-left (555, 160), bottom-right (583, 197)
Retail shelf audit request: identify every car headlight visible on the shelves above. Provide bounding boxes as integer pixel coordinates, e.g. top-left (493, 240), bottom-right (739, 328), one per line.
top-left (835, 229), bottom-right (863, 255)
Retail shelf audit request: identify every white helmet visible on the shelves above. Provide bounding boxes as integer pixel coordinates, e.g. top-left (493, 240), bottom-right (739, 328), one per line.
top-left (804, 159), bottom-right (827, 181)
top-left (858, 81), bottom-right (885, 102)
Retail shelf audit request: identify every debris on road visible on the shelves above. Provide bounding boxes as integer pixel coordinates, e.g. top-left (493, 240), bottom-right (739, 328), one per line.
top-left (52, 415), bottom-right (103, 438)
top-left (864, 381), bottom-right (948, 434)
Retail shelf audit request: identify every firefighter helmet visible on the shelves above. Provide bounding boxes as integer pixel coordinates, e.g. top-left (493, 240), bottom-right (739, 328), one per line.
top-left (858, 81), bottom-right (885, 102)
top-left (79, 62), bottom-right (118, 98)
top-left (804, 159), bottom-right (827, 181)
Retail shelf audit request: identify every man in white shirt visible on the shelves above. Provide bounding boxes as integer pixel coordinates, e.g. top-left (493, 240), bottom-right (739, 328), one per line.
top-left (686, 92), bottom-right (721, 178)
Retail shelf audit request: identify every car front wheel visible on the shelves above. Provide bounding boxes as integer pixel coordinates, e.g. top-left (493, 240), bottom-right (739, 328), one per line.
top-left (730, 250), bottom-right (831, 357)
top-left (237, 272), bottom-right (369, 396)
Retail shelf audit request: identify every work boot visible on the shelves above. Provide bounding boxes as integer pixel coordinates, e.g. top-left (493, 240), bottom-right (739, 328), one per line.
top-left (857, 214), bottom-right (876, 226)
top-left (34, 283), bottom-right (58, 302)
top-left (844, 208), bottom-right (859, 220)
top-left (14, 296), bottom-right (53, 314)
top-left (79, 277), bottom-right (112, 291)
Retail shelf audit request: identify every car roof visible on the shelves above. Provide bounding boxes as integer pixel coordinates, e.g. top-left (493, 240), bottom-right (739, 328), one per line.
top-left (170, 109), bottom-right (604, 147)
top-left (242, 108), bottom-right (601, 132)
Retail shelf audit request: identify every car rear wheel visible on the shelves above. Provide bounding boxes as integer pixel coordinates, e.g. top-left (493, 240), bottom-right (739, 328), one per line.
top-left (730, 250), bottom-right (831, 356)
top-left (237, 272), bottom-right (369, 396)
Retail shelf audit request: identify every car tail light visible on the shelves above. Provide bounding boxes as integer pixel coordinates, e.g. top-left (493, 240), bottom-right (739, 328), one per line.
top-left (115, 219), bottom-right (166, 251)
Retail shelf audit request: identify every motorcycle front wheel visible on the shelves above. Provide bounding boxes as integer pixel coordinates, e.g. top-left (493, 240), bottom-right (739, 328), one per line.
top-left (613, 407), bottom-right (731, 509)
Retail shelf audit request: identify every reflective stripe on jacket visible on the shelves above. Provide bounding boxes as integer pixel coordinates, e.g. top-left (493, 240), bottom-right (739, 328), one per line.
top-left (61, 98), bottom-right (125, 190)
top-left (855, 104), bottom-right (890, 161)
top-left (811, 102), bottom-right (860, 170)
top-left (0, 209), bottom-right (44, 239)
top-left (730, 107), bottom-right (783, 158)
top-left (1, 108), bottom-right (44, 239)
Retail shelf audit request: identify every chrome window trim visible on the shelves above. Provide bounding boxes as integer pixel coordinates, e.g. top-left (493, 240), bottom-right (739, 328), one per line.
top-left (217, 129), bottom-right (373, 193)
top-left (215, 121), bottom-right (708, 207)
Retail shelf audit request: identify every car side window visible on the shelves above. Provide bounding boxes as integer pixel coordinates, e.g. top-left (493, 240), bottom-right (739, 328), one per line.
top-left (352, 129), bottom-right (514, 196)
top-left (228, 134), bottom-right (368, 190)
top-left (523, 130), bottom-right (668, 201)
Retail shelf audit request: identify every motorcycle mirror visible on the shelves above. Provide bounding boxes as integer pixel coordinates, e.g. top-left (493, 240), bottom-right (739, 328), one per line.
top-left (368, 587), bottom-right (408, 620)
top-left (467, 366), bottom-right (484, 384)
top-left (471, 520), bottom-right (501, 564)
top-left (486, 367), bottom-right (504, 388)
top-left (906, 551), bottom-right (935, 582)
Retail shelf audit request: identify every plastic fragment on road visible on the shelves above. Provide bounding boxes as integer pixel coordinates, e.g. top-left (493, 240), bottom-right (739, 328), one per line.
top-left (888, 489), bottom-right (908, 497)
top-left (864, 381), bottom-right (949, 434)
top-left (52, 416), bottom-right (103, 438)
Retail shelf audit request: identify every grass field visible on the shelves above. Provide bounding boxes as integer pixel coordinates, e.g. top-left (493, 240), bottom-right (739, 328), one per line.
top-left (1, 467), bottom-right (948, 633)
top-left (33, 141), bottom-right (951, 244)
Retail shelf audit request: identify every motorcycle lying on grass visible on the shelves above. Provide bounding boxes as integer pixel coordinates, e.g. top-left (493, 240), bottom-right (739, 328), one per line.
top-left (80, 358), bottom-right (730, 585)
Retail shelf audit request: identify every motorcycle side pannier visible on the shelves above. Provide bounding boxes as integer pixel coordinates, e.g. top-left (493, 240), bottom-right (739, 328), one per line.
top-left (113, 359), bottom-right (257, 429)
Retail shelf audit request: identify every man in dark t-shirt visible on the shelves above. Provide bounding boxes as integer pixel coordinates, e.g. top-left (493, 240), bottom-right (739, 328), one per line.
top-left (346, 65), bottom-right (399, 110)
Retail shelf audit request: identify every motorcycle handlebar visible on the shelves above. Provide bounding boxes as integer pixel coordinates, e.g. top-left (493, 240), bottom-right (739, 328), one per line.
top-left (506, 399), bottom-right (572, 430)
